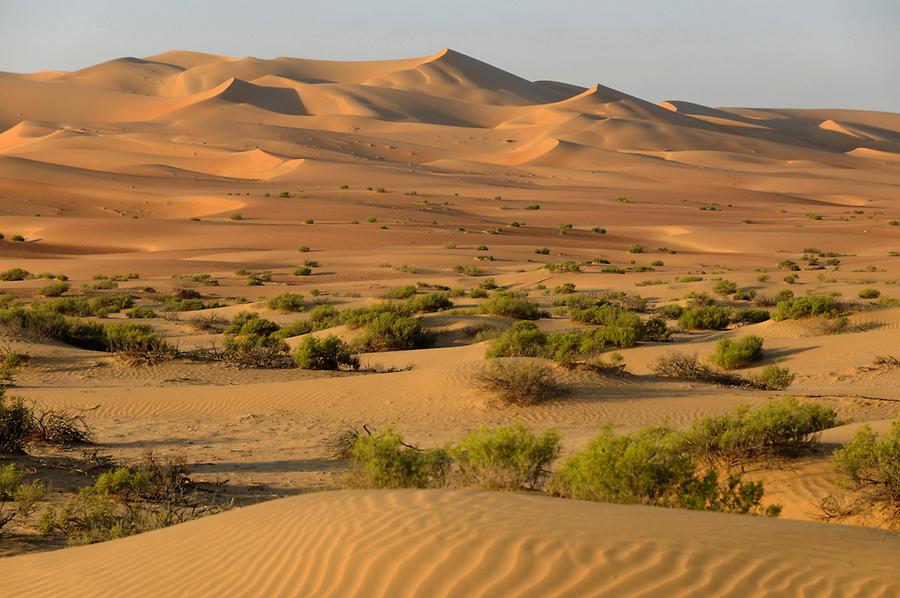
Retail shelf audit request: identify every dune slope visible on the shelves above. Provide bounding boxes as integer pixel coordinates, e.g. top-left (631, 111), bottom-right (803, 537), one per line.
top-left (5, 489), bottom-right (899, 598)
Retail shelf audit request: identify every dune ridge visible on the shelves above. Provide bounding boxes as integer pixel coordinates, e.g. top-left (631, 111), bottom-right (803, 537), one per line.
top-left (5, 489), bottom-right (899, 598)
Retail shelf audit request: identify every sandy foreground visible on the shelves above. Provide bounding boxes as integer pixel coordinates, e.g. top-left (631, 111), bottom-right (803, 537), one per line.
top-left (5, 489), bottom-right (900, 598)
top-left (0, 49), bottom-right (899, 595)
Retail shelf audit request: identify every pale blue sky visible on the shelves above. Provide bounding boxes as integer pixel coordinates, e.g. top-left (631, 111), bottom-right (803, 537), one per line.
top-left (1, 0), bottom-right (897, 111)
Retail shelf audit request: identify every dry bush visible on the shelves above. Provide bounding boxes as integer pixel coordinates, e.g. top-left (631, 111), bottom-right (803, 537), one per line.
top-left (188, 313), bottom-right (229, 333)
top-left (476, 359), bottom-right (562, 406)
top-left (653, 352), bottom-right (746, 387)
top-left (33, 408), bottom-right (94, 445)
top-left (653, 352), bottom-right (793, 391)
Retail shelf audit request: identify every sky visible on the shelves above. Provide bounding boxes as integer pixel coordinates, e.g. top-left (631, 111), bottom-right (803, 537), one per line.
top-left (1, 0), bottom-right (898, 111)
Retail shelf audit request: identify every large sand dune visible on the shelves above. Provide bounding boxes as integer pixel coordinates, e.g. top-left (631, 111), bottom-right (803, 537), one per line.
top-left (5, 489), bottom-right (899, 597)
top-left (1, 49), bottom-right (899, 593)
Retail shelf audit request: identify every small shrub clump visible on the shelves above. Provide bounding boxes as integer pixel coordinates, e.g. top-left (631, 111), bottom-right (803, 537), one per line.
top-left (292, 335), bottom-right (359, 370)
top-left (678, 306), bottom-right (732, 330)
top-left (450, 424), bottom-right (560, 490)
top-left (709, 336), bottom-right (764, 370)
top-left (547, 424), bottom-right (781, 517)
top-left (348, 429), bottom-right (451, 489)
top-left (476, 359), bottom-right (561, 406)
top-left (480, 292), bottom-right (541, 320)
top-left (831, 421), bottom-right (900, 525)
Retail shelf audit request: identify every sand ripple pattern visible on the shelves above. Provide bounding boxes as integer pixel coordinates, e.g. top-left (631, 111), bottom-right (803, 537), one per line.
top-left (5, 489), bottom-right (899, 597)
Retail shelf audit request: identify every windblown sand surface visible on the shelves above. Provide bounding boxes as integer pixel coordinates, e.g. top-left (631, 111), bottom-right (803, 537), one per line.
top-left (1, 49), bottom-right (899, 594)
top-left (6, 489), bottom-right (900, 598)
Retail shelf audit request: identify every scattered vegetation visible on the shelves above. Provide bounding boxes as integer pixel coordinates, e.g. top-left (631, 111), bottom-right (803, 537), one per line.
top-left (476, 359), bottom-right (561, 406)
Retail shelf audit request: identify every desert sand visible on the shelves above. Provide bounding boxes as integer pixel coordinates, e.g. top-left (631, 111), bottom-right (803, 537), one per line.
top-left (5, 490), bottom-right (900, 597)
top-left (1, 49), bottom-right (899, 595)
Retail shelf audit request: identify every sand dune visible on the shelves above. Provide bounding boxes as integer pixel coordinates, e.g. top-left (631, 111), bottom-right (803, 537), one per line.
top-left (1, 48), bottom-right (899, 590)
top-left (4, 490), bottom-right (898, 597)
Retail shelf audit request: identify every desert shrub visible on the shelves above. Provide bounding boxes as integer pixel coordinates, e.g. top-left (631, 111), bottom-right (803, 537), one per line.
top-left (406, 292), bottom-right (452, 313)
top-left (548, 424), bottom-right (780, 516)
top-left (39, 452), bottom-right (206, 546)
top-left (0, 307), bottom-right (68, 342)
top-left (480, 292), bottom-right (541, 320)
top-left (104, 322), bottom-right (169, 356)
top-left (660, 304), bottom-right (685, 320)
top-left (187, 313), bottom-right (228, 333)
top-left (267, 292), bottom-right (305, 312)
top-left (686, 292), bottom-right (715, 307)
top-left (451, 424), bottom-right (561, 490)
top-left (678, 306), bottom-right (732, 330)
top-left (752, 365), bottom-right (795, 390)
top-left (476, 359), bottom-right (560, 406)
top-left (732, 288), bottom-right (756, 301)
top-left (60, 319), bottom-right (108, 351)
top-left (858, 288), bottom-right (881, 299)
top-left (469, 287), bottom-right (488, 298)
top-left (89, 294), bottom-right (134, 316)
top-left (0, 464), bottom-right (44, 532)
top-left (384, 285), bottom-right (417, 300)
top-left (348, 429), bottom-right (451, 488)
top-left (222, 312), bottom-right (290, 367)
top-left (0, 268), bottom-right (31, 281)
top-left (832, 421), bottom-right (900, 523)
top-left (292, 335), bottom-right (359, 370)
top-left (709, 336), bottom-right (764, 369)
top-left (773, 295), bottom-right (841, 320)
top-left (0, 390), bottom-right (33, 454)
top-left (32, 408), bottom-right (94, 445)
top-left (40, 281), bottom-right (69, 297)
top-left (355, 312), bottom-right (430, 351)
top-left (713, 280), bottom-right (738, 297)
top-left (0, 351), bottom-right (26, 385)
top-left (684, 398), bottom-right (837, 468)
top-left (455, 265), bottom-right (483, 277)
top-left (485, 322), bottom-right (547, 358)
top-left (731, 308), bottom-right (770, 324)
top-left (652, 352), bottom-right (746, 386)
top-left (126, 306), bottom-right (157, 319)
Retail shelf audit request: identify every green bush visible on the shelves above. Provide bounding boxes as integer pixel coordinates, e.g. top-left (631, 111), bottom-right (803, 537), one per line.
top-left (40, 281), bottom-right (69, 297)
top-left (384, 285), bottom-right (417, 300)
top-left (752, 365), bottom-right (795, 390)
top-left (223, 313), bottom-right (290, 367)
top-left (89, 294), bottom-right (134, 316)
top-left (678, 306), bottom-right (732, 330)
top-left (451, 424), bottom-right (560, 490)
top-left (103, 323), bottom-right (169, 356)
top-left (709, 336), bottom-right (764, 370)
top-left (406, 292), bottom-right (452, 313)
top-left (356, 312), bottom-right (430, 351)
top-left (485, 321), bottom-right (547, 358)
top-left (480, 292), bottom-right (541, 320)
top-left (858, 288), bottom-right (881, 299)
top-left (0, 390), bottom-right (34, 454)
top-left (684, 398), bottom-right (837, 468)
top-left (267, 292), bottom-right (305, 312)
top-left (0, 268), bottom-right (31, 282)
top-left (476, 359), bottom-right (560, 406)
top-left (0, 463), bottom-right (44, 532)
top-left (292, 335), bottom-right (359, 370)
top-left (773, 295), bottom-right (841, 320)
top-left (548, 424), bottom-right (780, 516)
top-left (713, 280), bottom-right (738, 297)
top-left (349, 429), bottom-right (451, 488)
top-left (126, 306), bottom-right (157, 319)
top-left (731, 308), bottom-right (770, 324)
top-left (832, 421), bottom-right (899, 523)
